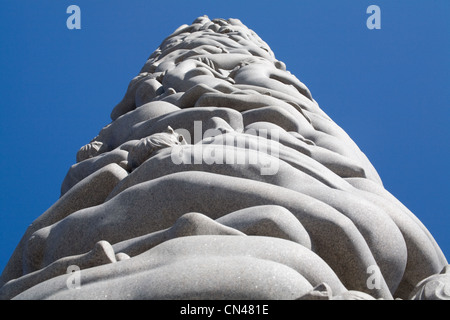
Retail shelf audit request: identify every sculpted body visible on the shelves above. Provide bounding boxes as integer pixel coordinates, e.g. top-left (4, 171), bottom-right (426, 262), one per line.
top-left (0, 16), bottom-right (447, 300)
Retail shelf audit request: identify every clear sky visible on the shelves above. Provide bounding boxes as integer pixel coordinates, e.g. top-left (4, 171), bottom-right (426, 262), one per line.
top-left (0, 1), bottom-right (448, 273)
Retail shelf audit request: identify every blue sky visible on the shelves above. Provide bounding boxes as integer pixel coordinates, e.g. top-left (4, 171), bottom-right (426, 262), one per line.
top-left (0, 1), bottom-right (448, 273)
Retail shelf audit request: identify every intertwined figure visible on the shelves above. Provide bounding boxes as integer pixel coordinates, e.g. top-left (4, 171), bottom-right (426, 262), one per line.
top-left (1, 16), bottom-right (448, 300)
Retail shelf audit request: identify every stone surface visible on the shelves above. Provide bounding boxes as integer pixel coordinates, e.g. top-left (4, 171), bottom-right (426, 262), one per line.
top-left (408, 265), bottom-right (450, 300)
top-left (0, 16), bottom-right (447, 300)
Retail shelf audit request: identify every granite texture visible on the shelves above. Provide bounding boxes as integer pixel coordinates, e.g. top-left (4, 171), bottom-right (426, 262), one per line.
top-left (0, 16), bottom-right (447, 300)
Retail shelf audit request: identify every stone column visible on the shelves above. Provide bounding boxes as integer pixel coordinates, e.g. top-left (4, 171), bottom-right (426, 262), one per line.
top-left (1, 16), bottom-right (448, 300)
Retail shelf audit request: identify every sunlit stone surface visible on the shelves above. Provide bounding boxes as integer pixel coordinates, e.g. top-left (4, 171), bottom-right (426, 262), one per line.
top-left (1, 16), bottom-right (447, 300)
